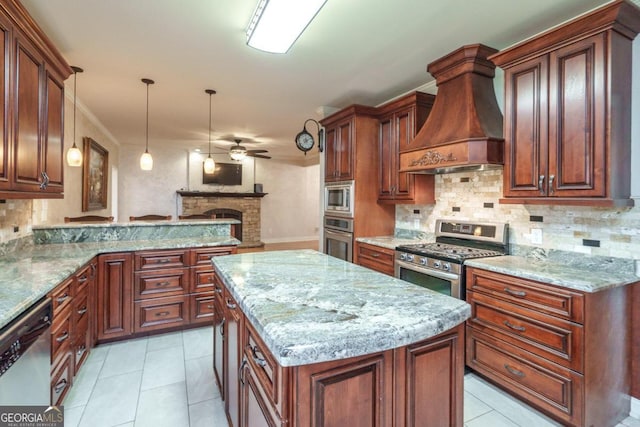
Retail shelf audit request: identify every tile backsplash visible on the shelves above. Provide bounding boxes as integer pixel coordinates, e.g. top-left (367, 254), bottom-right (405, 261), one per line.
top-left (0, 199), bottom-right (33, 254)
top-left (396, 169), bottom-right (640, 260)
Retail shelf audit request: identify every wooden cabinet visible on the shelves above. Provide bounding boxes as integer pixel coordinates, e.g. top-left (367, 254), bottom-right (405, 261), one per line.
top-left (355, 242), bottom-right (395, 276)
top-left (214, 271), bottom-right (465, 427)
top-left (72, 260), bottom-right (96, 374)
top-left (466, 266), bottom-right (633, 427)
top-left (492, 1), bottom-right (640, 207)
top-left (97, 252), bottom-right (133, 341)
top-left (213, 275), bottom-right (225, 395)
top-left (0, 0), bottom-right (71, 198)
top-left (323, 116), bottom-right (354, 182)
top-left (377, 92), bottom-right (435, 204)
top-left (224, 289), bottom-right (242, 427)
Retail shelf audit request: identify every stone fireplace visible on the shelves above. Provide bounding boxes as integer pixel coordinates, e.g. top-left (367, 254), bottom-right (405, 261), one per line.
top-left (178, 191), bottom-right (265, 248)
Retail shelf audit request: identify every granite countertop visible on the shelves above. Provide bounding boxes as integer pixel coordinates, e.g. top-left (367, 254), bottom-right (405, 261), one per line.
top-left (355, 235), bottom-right (430, 250)
top-left (31, 218), bottom-right (240, 229)
top-left (212, 250), bottom-right (471, 367)
top-left (0, 235), bottom-right (240, 330)
top-left (465, 255), bottom-right (640, 293)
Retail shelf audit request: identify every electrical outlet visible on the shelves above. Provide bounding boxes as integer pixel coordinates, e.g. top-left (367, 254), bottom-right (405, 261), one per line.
top-left (530, 228), bottom-right (543, 245)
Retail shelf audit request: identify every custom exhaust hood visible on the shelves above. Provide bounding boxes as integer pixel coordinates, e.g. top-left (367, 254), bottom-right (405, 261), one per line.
top-left (399, 44), bottom-right (504, 174)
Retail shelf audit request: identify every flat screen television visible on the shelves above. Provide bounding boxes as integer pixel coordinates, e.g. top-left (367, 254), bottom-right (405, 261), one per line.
top-left (203, 162), bottom-right (242, 185)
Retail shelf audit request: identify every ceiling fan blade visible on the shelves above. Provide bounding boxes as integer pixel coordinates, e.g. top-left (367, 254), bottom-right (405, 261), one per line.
top-left (246, 149), bottom-right (268, 154)
top-left (249, 154), bottom-right (271, 159)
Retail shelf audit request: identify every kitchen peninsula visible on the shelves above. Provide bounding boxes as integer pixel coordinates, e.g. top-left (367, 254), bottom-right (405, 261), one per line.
top-left (212, 249), bottom-right (471, 427)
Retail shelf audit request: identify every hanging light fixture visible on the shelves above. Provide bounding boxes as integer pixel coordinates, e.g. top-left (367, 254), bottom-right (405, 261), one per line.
top-left (66, 66), bottom-right (84, 167)
top-left (203, 89), bottom-right (216, 174)
top-left (246, 0), bottom-right (327, 54)
top-left (229, 139), bottom-right (248, 161)
top-left (140, 78), bottom-right (155, 171)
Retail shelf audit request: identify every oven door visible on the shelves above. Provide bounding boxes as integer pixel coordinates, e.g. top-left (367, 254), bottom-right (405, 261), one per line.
top-left (324, 228), bottom-right (353, 262)
top-left (395, 260), bottom-right (462, 299)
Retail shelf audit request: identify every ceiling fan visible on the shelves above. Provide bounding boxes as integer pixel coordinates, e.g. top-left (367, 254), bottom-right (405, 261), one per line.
top-left (218, 138), bottom-right (271, 160)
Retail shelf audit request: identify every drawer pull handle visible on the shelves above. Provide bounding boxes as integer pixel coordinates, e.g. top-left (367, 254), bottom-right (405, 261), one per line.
top-left (371, 253), bottom-right (380, 258)
top-left (538, 175), bottom-right (545, 195)
top-left (549, 174), bottom-right (555, 195)
top-left (54, 378), bottom-right (67, 393)
top-left (156, 281), bottom-right (171, 287)
top-left (78, 276), bottom-right (88, 283)
top-left (56, 294), bottom-right (69, 304)
top-left (220, 319), bottom-right (225, 337)
top-left (155, 311), bottom-right (170, 317)
top-left (206, 305), bottom-right (214, 309)
top-left (504, 288), bottom-right (527, 298)
top-left (250, 345), bottom-right (267, 368)
top-left (77, 345), bottom-right (86, 357)
top-left (504, 320), bottom-right (526, 332)
top-left (504, 364), bottom-right (525, 378)
top-left (239, 359), bottom-right (248, 386)
top-left (214, 287), bottom-right (223, 294)
top-left (226, 299), bottom-right (237, 310)
top-left (56, 332), bottom-right (69, 343)
top-left (77, 307), bottom-right (88, 315)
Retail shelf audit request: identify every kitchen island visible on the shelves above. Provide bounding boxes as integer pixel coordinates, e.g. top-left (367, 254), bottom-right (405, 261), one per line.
top-left (212, 249), bottom-right (471, 427)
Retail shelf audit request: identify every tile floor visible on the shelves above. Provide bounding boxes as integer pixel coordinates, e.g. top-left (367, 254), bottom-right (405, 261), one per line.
top-left (64, 326), bottom-right (640, 427)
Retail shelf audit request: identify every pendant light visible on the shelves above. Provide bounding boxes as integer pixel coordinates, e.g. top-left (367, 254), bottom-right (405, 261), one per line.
top-left (203, 89), bottom-right (216, 174)
top-left (66, 66), bottom-right (84, 167)
top-left (140, 78), bottom-right (154, 171)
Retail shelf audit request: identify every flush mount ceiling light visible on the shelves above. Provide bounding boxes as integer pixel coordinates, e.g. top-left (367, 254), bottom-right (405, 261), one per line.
top-left (203, 89), bottom-right (217, 174)
top-left (246, 0), bottom-right (327, 54)
top-left (66, 66), bottom-right (84, 167)
top-left (140, 78), bottom-right (154, 171)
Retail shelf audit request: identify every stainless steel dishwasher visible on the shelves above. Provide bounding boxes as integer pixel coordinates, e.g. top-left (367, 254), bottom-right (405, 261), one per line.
top-left (0, 298), bottom-right (52, 405)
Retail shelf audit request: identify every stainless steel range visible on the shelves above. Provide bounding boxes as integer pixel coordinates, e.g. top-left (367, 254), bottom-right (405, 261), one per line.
top-left (395, 219), bottom-right (508, 299)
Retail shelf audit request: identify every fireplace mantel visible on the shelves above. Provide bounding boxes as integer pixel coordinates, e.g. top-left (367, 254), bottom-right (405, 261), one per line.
top-left (177, 191), bottom-right (267, 198)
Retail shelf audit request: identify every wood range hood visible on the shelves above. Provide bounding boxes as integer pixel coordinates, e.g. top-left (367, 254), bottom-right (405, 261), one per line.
top-left (399, 44), bottom-right (504, 174)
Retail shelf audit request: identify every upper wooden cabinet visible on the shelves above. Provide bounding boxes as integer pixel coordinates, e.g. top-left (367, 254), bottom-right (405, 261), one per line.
top-left (377, 92), bottom-right (435, 204)
top-left (323, 115), bottom-right (354, 182)
top-left (0, 0), bottom-right (71, 199)
top-left (491, 0), bottom-right (640, 207)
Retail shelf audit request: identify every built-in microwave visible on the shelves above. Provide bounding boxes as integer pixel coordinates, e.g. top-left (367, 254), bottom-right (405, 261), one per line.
top-left (324, 181), bottom-right (354, 217)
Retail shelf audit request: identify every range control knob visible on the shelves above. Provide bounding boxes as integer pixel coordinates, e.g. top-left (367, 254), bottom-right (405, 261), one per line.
top-left (406, 254), bottom-right (414, 262)
top-left (433, 260), bottom-right (441, 269)
top-left (443, 263), bottom-right (451, 272)
top-left (419, 257), bottom-right (427, 266)
top-left (399, 253), bottom-right (407, 261)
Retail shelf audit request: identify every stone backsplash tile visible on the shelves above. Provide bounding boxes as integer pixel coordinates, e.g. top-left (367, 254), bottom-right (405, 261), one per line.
top-left (0, 200), bottom-right (32, 247)
top-left (396, 169), bottom-right (640, 260)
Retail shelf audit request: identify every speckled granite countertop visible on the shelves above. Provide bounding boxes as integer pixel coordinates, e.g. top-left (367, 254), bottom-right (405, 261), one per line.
top-left (0, 235), bottom-right (240, 330)
top-left (212, 250), bottom-right (471, 367)
top-left (355, 236), bottom-right (430, 250)
top-left (465, 255), bottom-right (639, 293)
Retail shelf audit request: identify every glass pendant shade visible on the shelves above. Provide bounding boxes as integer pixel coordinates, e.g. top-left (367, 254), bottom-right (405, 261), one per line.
top-left (203, 156), bottom-right (215, 174)
top-left (66, 143), bottom-right (82, 167)
top-left (229, 146), bottom-right (247, 161)
top-left (140, 150), bottom-right (153, 171)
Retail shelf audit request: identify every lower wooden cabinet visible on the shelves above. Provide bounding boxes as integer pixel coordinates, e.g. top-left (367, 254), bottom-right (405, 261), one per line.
top-left (466, 267), bottom-right (634, 427)
top-left (190, 294), bottom-right (215, 324)
top-left (50, 353), bottom-right (72, 406)
top-left (215, 271), bottom-right (465, 427)
top-left (355, 242), bottom-right (395, 276)
top-left (134, 295), bottom-right (189, 333)
top-left (97, 252), bottom-right (134, 341)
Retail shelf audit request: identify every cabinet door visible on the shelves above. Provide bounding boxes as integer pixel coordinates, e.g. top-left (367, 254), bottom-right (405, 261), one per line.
top-left (548, 34), bottom-right (605, 198)
top-left (377, 114), bottom-right (394, 199)
top-left (213, 295), bottom-right (225, 395)
top-left (324, 126), bottom-right (338, 181)
top-left (241, 363), bottom-right (279, 427)
top-left (12, 35), bottom-right (44, 192)
top-left (0, 15), bottom-right (10, 191)
top-left (42, 70), bottom-right (64, 193)
top-left (225, 291), bottom-right (242, 427)
top-left (503, 55), bottom-right (549, 197)
top-left (97, 253), bottom-right (133, 341)
top-left (393, 107), bottom-right (416, 199)
top-left (335, 119), bottom-right (353, 181)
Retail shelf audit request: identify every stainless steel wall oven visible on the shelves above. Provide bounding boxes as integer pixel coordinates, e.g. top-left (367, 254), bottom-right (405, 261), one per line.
top-left (323, 216), bottom-right (353, 262)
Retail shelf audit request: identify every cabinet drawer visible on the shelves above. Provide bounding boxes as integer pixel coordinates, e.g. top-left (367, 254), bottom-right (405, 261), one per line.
top-left (51, 353), bottom-right (72, 406)
top-left (191, 265), bottom-right (215, 293)
top-left (134, 268), bottom-right (189, 300)
top-left (357, 243), bottom-right (395, 276)
top-left (134, 296), bottom-right (189, 333)
top-left (51, 307), bottom-right (72, 367)
top-left (134, 249), bottom-right (188, 270)
top-left (74, 315), bottom-right (90, 374)
top-left (467, 267), bottom-right (584, 323)
top-left (468, 291), bottom-right (583, 371)
top-left (467, 327), bottom-right (583, 426)
top-left (75, 262), bottom-right (93, 294)
top-left (50, 277), bottom-right (73, 316)
top-left (73, 290), bottom-right (90, 325)
top-left (190, 294), bottom-right (215, 324)
top-left (189, 246), bottom-right (237, 265)
top-left (244, 320), bottom-right (282, 413)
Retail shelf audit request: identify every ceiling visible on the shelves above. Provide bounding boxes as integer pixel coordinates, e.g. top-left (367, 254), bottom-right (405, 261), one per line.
top-left (22, 0), bottom-right (611, 166)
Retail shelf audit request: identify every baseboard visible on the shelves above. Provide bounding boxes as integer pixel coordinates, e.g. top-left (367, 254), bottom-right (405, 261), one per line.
top-left (262, 236), bottom-right (319, 244)
top-left (631, 396), bottom-right (640, 419)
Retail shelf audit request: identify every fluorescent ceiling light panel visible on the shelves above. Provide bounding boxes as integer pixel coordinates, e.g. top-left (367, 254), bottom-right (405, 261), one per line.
top-left (246, 0), bottom-right (327, 54)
